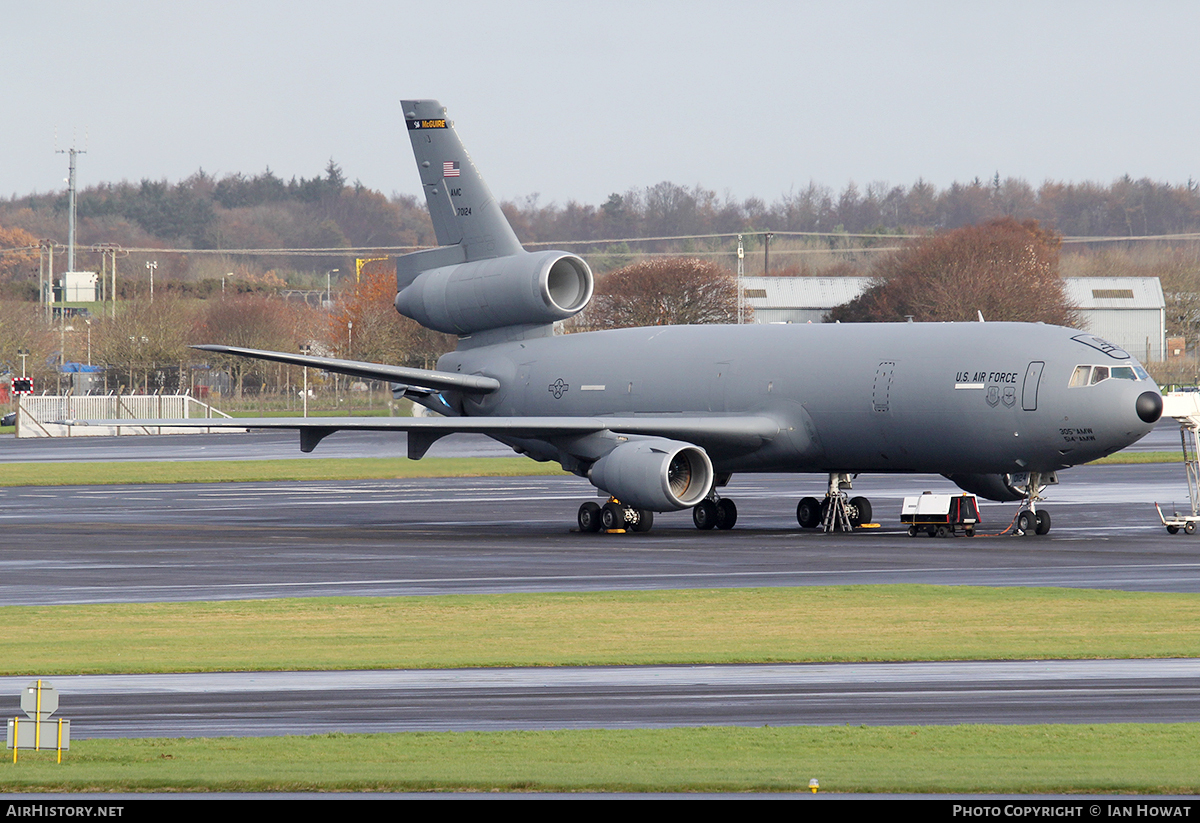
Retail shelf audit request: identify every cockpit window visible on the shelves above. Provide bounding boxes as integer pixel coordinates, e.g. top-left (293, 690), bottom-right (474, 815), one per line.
top-left (1070, 363), bottom-right (1146, 387)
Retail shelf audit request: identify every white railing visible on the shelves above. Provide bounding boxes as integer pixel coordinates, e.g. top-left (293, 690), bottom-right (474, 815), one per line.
top-left (15, 395), bottom-right (238, 438)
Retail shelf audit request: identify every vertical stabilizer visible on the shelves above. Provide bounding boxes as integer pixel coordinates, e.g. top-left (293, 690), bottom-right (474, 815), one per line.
top-left (401, 100), bottom-right (523, 262)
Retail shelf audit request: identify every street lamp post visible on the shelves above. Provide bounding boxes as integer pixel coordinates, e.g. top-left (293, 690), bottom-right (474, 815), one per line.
top-left (146, 260), bottom-right (158, 303)
top-left (346, 321), bottom-right (353, 415)
top-left (299, 344), bottom-right (310, 418)
top-left (326, 268), bottom-right (339, 307)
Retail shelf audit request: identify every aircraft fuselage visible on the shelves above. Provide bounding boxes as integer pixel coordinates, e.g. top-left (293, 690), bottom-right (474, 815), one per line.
top-left (441, 320), bottom-right (1158, 476)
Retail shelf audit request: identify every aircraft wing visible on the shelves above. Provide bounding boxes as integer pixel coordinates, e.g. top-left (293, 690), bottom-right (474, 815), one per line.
top-left (76, 414), bottom-right (781, 459)
top-left (191, 344), bottom-right (499, 395)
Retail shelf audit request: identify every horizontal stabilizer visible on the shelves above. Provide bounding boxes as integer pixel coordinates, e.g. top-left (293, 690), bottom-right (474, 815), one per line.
top-left (191, 344), bottom-right (499, 395)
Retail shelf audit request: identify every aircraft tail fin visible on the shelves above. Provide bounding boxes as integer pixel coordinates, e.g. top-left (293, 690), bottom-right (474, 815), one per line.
top-left (401, 100), bottom-right (523, 263)
top-left (393, 101), bottom-right (593, 340)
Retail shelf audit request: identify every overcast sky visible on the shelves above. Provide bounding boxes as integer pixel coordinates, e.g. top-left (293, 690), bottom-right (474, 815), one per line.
top-left (4, 1), bottom-right (1197, 207)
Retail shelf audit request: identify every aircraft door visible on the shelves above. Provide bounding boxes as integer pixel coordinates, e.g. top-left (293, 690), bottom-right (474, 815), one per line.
top-left (1022, 361), bottom-right (1044, 411)
top-left (873, 362), bottom-right (895, 413)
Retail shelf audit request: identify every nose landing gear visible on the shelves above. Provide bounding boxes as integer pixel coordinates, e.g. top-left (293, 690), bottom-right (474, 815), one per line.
top-left (1014, 471), bottom-right (1052, 536)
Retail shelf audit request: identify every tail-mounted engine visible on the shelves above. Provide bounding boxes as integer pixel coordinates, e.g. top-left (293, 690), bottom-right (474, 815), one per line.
top-left (395, 250), bottom-right (593, 336)
top-left (587, 438), bottom-right (715, 512)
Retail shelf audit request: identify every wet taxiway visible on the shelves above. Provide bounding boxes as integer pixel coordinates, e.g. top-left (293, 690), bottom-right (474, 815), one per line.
top-left (3, 429), bottom-right (1198, 737)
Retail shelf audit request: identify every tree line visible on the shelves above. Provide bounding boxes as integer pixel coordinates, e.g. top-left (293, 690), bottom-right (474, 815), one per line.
top-left (2, 166), bottom-right (1200, 284)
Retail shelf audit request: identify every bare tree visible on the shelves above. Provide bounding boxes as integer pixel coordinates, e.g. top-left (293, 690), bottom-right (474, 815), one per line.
top-left (574, 257), bottom-right (743, 331)
top-left (327, 263), bottom-right (451, 368)
top-left (827, 218), bottom-right (1077, 326)
top-left (194, 294), bottom-right (316, 397)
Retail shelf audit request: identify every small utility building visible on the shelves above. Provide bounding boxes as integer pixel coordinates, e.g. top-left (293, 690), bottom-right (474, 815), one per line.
top-left (741, 276), bottom-right (1166, 361)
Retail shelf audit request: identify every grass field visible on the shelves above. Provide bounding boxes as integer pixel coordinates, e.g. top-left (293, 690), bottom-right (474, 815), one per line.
top-left (2, 586), bottom-right (1198, 674)
top-left (4, 725), bottom-right (1198, 794)
top-left (0, 456), bottom-right (566, 486)
top-left (3, 588), bottom-right (1198, 794)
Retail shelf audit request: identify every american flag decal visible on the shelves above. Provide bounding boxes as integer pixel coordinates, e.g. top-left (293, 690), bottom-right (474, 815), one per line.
top-left (443, 161), bottom-right (460, 178)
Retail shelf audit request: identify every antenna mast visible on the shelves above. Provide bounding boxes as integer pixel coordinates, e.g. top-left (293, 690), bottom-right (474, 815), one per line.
top-left (55, 140), bottom-right (86, 273)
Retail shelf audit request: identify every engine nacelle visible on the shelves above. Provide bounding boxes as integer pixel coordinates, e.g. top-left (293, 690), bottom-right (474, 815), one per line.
top-left (395, 250), bottom-right (593, 335)
top-left (588, 439), bottom-right (715, 512)
top-left (943, 473), bottom-right (1026, 502)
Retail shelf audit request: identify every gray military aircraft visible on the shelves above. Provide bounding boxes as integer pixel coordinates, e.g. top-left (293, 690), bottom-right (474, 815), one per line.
top-left (180, 100), bottom-right (1163, 535)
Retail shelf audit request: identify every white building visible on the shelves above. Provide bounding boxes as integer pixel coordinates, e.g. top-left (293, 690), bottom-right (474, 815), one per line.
top-left (59, 271), bottom-right (98, 302)
top-left (740, 276), bottom-right (1166, 361)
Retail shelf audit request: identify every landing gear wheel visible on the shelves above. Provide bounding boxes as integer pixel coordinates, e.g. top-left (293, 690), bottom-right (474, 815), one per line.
top-left (601, 502), bottom-right (626, 531)
top-left (1187, 521), bottom-right (1197, 536)
top-left (578, 502), bottom-right (602, 533)
top-left (631, 509), bottom-right (654, 533)
top-left (693, 500), bottom-right (718, 530)
top-left (1016, 510), bottom-right (1037, 535)
top-left (797, 497), bottom-right (821, 529)
top-left (716, 499), bottom-right (737, 530)
top-left (848, 496), bottom-right (872, 527)
top-left (1035, 510), bottom-right (1051, 536)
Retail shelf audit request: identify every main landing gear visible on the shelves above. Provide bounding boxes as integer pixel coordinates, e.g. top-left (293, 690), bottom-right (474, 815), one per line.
top-left (1013, 471), bottom-right (1052, 536)
top-left (796, 472), bottom-right (873, 532)
top-left (577, 499), bottom-right (654, 533)
top-left (692, 496), bottom-right (737, 530)
top-left (576, 494), bottom-right (738, 533)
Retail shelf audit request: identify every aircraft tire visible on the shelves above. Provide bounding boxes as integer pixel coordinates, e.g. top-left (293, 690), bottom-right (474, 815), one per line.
top-left (601, 502), bottom-right (626, 531)
top-left (578, 502), bottom-right (603, 533)
top-left (849, 496), bottom-right (872, 527)
top-left (1035, 510), bottom-right (1051, 535)
top-left (693, 500), bottom-right (718, 530)
top-left (631, 509), bottom-right (654, 533)
top-left (1016, 510), bottom-right (1037, 535)
top-left (716, 499), bottom-right (737, 530)
top-left (796, 497), bottom-right (821, 529)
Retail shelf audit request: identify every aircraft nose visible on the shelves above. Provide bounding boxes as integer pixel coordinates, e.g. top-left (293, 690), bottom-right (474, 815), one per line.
top-left (1136, 390), bottom-right (1163, 424)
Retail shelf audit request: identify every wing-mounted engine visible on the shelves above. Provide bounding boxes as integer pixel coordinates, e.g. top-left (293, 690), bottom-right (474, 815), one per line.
top-left (587, 438), bottom-right (715, 512)
top-left (943, 472), bottom-right (1059, 502)
top-left (394, 249), bottom-right (593, 336)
